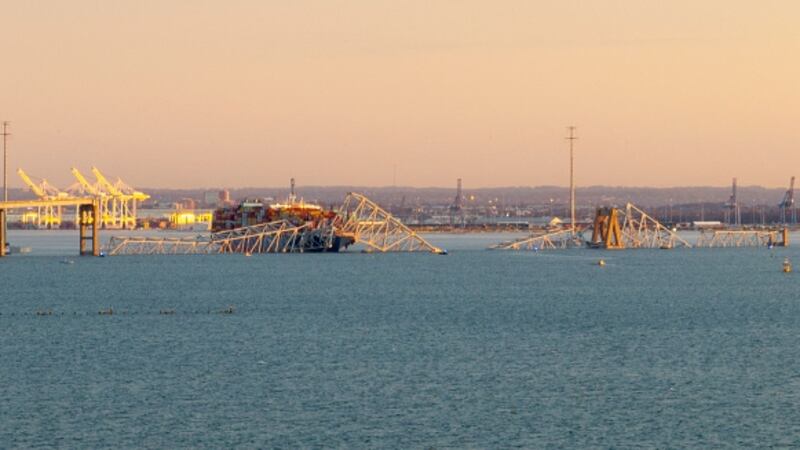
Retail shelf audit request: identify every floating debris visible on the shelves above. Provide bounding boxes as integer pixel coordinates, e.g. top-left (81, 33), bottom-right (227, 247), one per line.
top-left (783, 258), bottom-right (792, 273)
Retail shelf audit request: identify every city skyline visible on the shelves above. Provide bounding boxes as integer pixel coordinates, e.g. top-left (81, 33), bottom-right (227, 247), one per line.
top-left (1, 1), bottom-right (798, 189)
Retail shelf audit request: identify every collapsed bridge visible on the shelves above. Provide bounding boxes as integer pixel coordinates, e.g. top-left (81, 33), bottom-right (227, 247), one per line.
top-left (491, 203), bottom-right (789, 251)
top-left (107, 192), bottom-right (445, 256)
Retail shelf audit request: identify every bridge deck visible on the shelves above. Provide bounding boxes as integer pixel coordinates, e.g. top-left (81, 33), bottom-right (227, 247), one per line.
top-left (0, 198), bottom-right (96, 209)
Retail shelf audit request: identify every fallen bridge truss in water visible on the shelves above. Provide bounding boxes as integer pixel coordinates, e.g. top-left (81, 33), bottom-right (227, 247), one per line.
top-left (489, 229), bottom-right (583, 250)
top-left (107, 220), bottom-right (336, 255)
top-left (492, 203), bottom-right (693, 251)
top-left (108, 192), bottom-right (445, 256)
top-left (695, 229), bottom-right (789, 248)
top-left (336, 192), bottom-right (446, 254)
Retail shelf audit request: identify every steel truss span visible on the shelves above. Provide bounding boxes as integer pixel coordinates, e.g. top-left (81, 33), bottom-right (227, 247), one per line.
top-left (108, 192), bottom-right (444, 256)
top-left (337, 192), bottom-right (445, 254)
top-left (490, 229), bottom-right (583, 250)
top-left (617, 203), bottom-right (692, 249)
top-left (695, 229), bottom-right (788, 248)
top-left (491, 203), bottom-right (691, 250)
top-left (107, 220), bottom-right (337, 255)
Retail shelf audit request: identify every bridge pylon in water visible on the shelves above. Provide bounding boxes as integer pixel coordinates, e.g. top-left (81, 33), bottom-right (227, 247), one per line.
top-left (590, 207), bottom-right (625, 249)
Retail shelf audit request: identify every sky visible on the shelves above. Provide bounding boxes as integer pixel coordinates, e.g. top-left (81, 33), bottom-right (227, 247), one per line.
top-left (0, 1), bottom-right (798, 189)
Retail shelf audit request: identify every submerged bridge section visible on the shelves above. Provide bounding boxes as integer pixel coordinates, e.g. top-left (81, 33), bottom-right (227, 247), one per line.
top-left (489, 203), bottom-right (788, 251)
top-left (493, 203), bottom-right (689, 251)
top-left (490, 229), bottom-right (583, 250)
top-left (107, 220), bottom-right (335, 255)
top-left (695, 229), bottom-right (789, 248)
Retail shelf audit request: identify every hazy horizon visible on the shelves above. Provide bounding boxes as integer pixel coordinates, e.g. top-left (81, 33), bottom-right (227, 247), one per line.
top-left (1, 1), bottom-right (798, 189)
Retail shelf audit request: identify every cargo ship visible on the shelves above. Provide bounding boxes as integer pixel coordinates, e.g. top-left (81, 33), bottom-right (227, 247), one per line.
top-left (211, 195), bottom-right (351, 252)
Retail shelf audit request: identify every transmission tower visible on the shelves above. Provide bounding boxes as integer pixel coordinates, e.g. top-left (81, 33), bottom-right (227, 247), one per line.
top-left (780, 176), bottom-right (796, 225)
top-left (449, 178), bottom-right (464, 227)
top-left (2, 121), bottom-right (9, 202)
top-left (725, 177), bottom-right (741, 227)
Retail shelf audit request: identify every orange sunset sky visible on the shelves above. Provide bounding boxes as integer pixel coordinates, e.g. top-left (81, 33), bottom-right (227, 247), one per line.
top-left (0, 1), bottom-right (798, 189)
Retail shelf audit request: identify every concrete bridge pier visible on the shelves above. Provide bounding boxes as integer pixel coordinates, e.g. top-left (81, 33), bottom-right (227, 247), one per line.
top-left (79, 202), bottom-right (100, 256)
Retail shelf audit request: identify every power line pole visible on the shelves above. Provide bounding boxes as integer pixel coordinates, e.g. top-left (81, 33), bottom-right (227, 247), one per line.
top-left (2, 121), bottom-right (9, 202)
top-left (566, 126), bottom-right (577, 235)
top-left (1, 121), bottom-right (8, 254)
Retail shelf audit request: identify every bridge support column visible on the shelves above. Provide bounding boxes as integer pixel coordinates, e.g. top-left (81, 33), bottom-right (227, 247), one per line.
top-left (0, 208), bottom-right (6, 257)
top-left (590, 207), bottom-right (624, 249)
top-left (79, 202), bottom-right (100, 256)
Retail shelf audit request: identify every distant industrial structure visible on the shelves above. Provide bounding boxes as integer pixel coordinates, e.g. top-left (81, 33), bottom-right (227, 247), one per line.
top-left (449, 178), bottom-right (464, 227)
top-left (779, 177), bottom-right (796, 225)
top-left (13, 167), bottom-right (150, 229)
top-left (725, 177), bottom-right (741, 227)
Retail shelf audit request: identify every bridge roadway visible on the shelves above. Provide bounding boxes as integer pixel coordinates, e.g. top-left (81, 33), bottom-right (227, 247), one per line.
top-left (0, 197), bottom-right (100, 257)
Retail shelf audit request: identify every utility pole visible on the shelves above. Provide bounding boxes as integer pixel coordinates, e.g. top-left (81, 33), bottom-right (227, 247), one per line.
top-left (2, 121), bottom-right (9, 202)
top-left (566, 126), bottom-right (577, 235)
top-left (1, 122), bottom-right (9, 252)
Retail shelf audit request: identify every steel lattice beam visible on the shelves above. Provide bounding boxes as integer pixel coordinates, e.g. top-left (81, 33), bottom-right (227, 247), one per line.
top-left (489, 229), bottom-right (583, 250)
top-left (336, 192), bottom-right (445, 254)
top-left (107, 220), bottom-right (336, 255)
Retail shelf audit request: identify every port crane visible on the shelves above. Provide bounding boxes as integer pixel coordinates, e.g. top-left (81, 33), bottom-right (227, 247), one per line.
top-left (17, 169), bottom-right (70, 228)
top-left (70, 167), bottom-right (116, 228)
top-left (67, 167), bottom-right (148, 229)
top-left (779, 176), bottom-right (796, 225)
top-left (91, 167), bottom-right (148, 229)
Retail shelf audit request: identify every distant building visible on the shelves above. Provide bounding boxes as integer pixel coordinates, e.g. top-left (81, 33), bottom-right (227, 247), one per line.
top-left (219, 189), bottom-right (231, 204)
top-left (203, 191), bottom-right (219, 207)
top-left (178, 198), bottom-right (196, 210)
top-left (692, 221), bottom-right (723, 229)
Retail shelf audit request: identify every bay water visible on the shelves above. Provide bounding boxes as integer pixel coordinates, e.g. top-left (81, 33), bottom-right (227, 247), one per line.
top-left (2, 231), bottom-right (800, 447)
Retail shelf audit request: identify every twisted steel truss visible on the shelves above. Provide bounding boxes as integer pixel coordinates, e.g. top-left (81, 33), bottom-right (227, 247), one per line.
top-left (337, 192), bottom-right (445, 253)
top-left (492, 203), bottom-right (690, 251)
top-left (107, 220), bottom-right (336, 255)
top-left (490, 229), bottom-right (583, 250)
top-left (618, 203), bottom-right (692, 249)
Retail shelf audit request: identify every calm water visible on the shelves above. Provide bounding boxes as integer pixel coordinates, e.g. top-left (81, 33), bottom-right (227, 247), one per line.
top-left (2, 231), bottom-right (800, 448)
